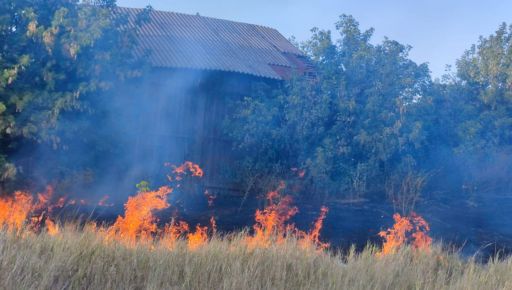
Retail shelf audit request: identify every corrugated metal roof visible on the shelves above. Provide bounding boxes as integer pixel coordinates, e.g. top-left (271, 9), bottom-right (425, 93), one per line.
top-left (117, 7), bottom-right (308, 80)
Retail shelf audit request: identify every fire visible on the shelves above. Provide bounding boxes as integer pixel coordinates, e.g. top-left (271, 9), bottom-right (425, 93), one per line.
top-left (0, 187), bottom-right (65, 234)
top-left (245, 183), bottom-right (297, 248)
top-left (168, 161), bottom-right (204, 181)
top-left (107, 186), bottom-right (172, 244)
top-left (0, 191), bottom-right (33, 232)
top-left (245, 182), bottom-right (329, 251)
top-left (299, 206), bottom-right (330, 251)
top-left (378, 212), bottom-right (432, 256)
top-left (187, 224), bottom-right (208, 250)
top-left (161, 217), bottom-right (213, 251)
top-left (160, 217), bottom-right (214, 251)
top-left (34, 186), bottom-right (54, 211)
top-left (0, 162), bottom-right (336, 254)
top-left (106, 162), bottom-right (207, 246)
top-left (161, 220), bottom-right (190, 249)
top-left (45, 219), bottom-right (59, 236)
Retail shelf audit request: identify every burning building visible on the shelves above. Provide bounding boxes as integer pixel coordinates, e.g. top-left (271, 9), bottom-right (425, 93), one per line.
top-left (109, 7), bottom-right (313, 195)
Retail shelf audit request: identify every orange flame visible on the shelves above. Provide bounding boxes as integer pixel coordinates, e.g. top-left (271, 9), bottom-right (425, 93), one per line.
top-left (161, 219), bottom-right (190, 249)
top-left (245, 182), bottom-right (328, 251)
top-left (299, 206), bottom-right (330, 251)
top-left (0, 191), bottom-right (33, 232)
top-left (378, 212), bottom-right (432, 256)
top-left (45, 218), bottom-right (59, 236)
top-left (34, 186), bottom-right (54, 211)
top-left (0, 186), bottom-right (66, 234)
top-left (187, 224), bottom-right (208, 250)
top-left (0, 162), bottom-right (335, 255)
top-left (169, 161), bottom-right (204, 181)
top-left (107, 186), bottom-right (172, 244)
top-left (245, 183), bottom-right (298, 248)
top-left (106, 162), bottom-right (206, 246)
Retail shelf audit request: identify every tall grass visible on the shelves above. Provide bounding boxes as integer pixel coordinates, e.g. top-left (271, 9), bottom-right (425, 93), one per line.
top-left (0, 226), bottom-right (511, 289)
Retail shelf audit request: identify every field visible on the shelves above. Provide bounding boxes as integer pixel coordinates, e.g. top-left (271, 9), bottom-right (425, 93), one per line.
top-left (1, 227), bottom-right (511, 290)
top-left (0, 165), bottom-right (510, 289)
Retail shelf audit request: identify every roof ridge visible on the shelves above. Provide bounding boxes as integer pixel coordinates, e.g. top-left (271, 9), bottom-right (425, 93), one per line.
top-left (117, 6), bottom-right (279, 33)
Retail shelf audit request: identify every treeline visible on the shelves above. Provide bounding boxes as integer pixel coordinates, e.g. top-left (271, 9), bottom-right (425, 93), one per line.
top-left (226, 16), bottom-right (512, 210)
top-left (1, 1), bottom-right (511, 209)
top-left (0, 0), bottom-right (151, 191)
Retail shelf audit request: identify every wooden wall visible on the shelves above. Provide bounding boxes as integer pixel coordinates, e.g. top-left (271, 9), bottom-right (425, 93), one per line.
top-left (114, 68), bottom-right (278, 195)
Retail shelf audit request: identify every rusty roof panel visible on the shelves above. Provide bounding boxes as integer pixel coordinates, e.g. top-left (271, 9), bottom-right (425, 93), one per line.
top-left (117, 7), bottom-right (307, 79)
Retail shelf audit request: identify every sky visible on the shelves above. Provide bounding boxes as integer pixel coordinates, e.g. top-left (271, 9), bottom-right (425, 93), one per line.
top-left (116, 0), bottom-right (512, 78)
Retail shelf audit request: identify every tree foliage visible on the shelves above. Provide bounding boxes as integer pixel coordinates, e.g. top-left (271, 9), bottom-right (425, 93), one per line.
top-left (1, 3), bottom-right (510, 203)
top-left (226, 16), bottom-right (512, 202)
top-left (0, 0), bottom-right (144, 186)
top-left (454, 23), bottom-right (512, 150)
top-left (227, 15), bottom-right (432, 199)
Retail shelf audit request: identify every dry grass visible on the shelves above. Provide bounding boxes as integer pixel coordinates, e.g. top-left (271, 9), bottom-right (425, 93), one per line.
top-left (0, 226), bottom-right (511, 290)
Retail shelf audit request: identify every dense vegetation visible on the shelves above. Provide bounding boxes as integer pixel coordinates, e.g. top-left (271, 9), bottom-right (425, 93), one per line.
top-left (0, 0), bottom-right (148, 191)
top-left (1, 1), bottom-right (511, 213)
top-left (226, 16), bottom-right (512, 211)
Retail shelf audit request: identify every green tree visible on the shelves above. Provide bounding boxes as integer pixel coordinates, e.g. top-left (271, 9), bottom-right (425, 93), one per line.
top-left (226, 15), bottom-right (432, 201)
top-left (0, 0), bottom-right (145, 187)
top-left (425, 23), bottom-right (512, 192)
top-left (454, 23), bottom-right (512, 151)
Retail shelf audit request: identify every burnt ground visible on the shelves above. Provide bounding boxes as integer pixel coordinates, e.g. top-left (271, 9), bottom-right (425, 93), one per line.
top-left (53, 190), bottom-right (512, 261)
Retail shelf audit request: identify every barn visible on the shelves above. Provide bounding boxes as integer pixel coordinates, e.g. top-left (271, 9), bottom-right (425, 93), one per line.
top-left (111, 7), bottom-right (312, 195)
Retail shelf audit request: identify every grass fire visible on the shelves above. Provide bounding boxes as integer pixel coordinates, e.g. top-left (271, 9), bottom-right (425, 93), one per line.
top-left (2, 0), bottom-right (512, 289)
top-left (0, 162), bottom-right (511, 289)
top-left (0, 162), bottom-right (332, 251)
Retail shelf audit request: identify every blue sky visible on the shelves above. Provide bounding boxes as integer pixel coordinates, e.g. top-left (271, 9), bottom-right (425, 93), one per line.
top-left (117, 0), bottom-right (512, 78)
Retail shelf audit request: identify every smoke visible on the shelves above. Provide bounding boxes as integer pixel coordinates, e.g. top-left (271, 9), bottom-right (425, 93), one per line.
top-left (12, 68), bottom-right (211, 203)
top-left (416, 146), bottom-right (512, 257)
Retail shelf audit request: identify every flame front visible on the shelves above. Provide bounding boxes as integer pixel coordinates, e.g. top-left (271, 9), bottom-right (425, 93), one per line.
top-left (161, 220), bottom-right (190, 249)
top-left (0, 187), bottom-right (63, 234)
top-left (299, 206), bottom-right (330, 251)
top-left (107, 186), bottom-right (172, 244)
top-left (245, 182), bottom-right (329, 251)
top-left (245, 182), bottom-right (297, 248)
top-left (187, 225), bottom-right (208, 250)
top-left (378, 212), bottom-right (432, 256)
top-left (0, 191), bottom-right (33, 232)
top-left (0, 161), bottom-right (426, 257)
top-left (45, 219), bottom-right (59, 236)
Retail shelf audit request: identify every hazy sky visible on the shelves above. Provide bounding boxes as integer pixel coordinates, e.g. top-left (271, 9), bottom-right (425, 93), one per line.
top-left (116, 0), bottom-right (512, 78)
